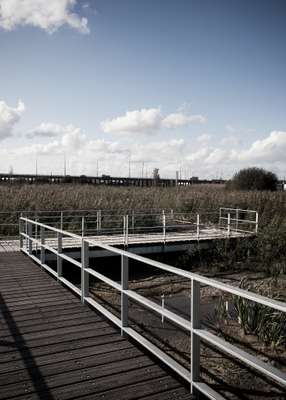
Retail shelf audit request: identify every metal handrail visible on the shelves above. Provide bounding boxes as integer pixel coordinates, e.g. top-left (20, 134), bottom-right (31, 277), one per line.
top-left (19, 217), bottom-right (285, 399)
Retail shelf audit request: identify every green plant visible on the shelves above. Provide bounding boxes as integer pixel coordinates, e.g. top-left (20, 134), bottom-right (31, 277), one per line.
top-left (227, 167), bottom-right (278, 191)
top-left (233, 278), bottom-right (286, 349)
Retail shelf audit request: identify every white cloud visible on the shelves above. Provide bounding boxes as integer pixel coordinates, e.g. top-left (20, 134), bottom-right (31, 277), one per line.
top-left (238, 131), bottom-right (286, 163)
top-left (162, 113), bottom-right (206, 128)
top-left (0, 99), bottom-right (25, 140)
top-left (101, 107), bottom-right (206, 135)
top-left (0, 0), bottom-right (89, 33)
top-left (27, 122), bottom-right (82, 139)
top-left (101, 108), bottom-right (162, 135)
top-left (220, 135), bottom-right (240, 147)
top-left (2, 121), bottom-right (286, 179)
top-left (197, 133), bottom-right (212, 145)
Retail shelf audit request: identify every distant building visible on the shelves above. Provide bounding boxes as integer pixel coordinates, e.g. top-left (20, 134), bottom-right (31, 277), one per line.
top-left (153, 168), bottom-right (160, 180)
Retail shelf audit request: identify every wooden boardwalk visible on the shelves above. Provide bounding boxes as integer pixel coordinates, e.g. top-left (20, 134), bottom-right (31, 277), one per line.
top-left (0, 252), bottom-right (192, 400)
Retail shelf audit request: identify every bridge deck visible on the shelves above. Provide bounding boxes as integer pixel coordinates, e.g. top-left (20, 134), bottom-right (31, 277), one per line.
top-left (0, 227), bottom-right (252, 253)
top-left (0, 252), bottom-right (192, 400)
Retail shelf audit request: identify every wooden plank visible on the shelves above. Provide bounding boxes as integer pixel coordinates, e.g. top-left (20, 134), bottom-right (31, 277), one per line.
top-left (0, 252), bottom-right (190, 399)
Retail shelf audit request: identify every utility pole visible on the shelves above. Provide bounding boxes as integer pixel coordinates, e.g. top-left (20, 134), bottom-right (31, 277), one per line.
top-left (142, 161), bottom-right (144, 178)
top-left (97, 160), bottom-right (99, 177)
top-left (128, 159), bottom-right (131, 178)
top-left (35, 159), bottom-right (38, 176)
top-left (64, 154), bottom-right (66, 177)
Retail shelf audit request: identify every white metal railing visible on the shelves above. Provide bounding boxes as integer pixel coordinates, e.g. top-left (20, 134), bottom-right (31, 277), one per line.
top-left (1, 207), bottom-right (258, 241)
top-left (19, 217), bottom-right (285, 399)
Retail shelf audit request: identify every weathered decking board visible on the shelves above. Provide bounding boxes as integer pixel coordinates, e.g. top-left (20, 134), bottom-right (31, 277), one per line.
top-left (0, 252), bottom-right (192, 400)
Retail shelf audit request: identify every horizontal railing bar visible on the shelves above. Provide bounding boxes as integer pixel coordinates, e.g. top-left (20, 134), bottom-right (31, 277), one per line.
top-left (192, 382), bottom-right (226, 400)
top-left (85, 268), bottom-right (122, 291)
top-left (58, 277), bottom-right (81, 295)
top-left (220, 207), bottom-right (257, 213)
top-left (20, 218), bottom-right (80, 239)
top-left (84, 296), bottom-right (122, 327)
top-left (124, 289), bottom-right (192, 331)
top-left (21, 249), bottom-right (58, 277)
top-left (195, 329), bottom-right (286, 387)
top-left (220, 217), bottom-right (256, 224)
top-left (58, 253), bottom-right (82, 269)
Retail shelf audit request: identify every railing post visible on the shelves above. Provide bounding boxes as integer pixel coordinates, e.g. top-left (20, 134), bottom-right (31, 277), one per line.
top-left (170, 209), bottom-right (174, 220)
top-left (162, 211), bottom-right (166, 243)
top-left (196, 214), bottom-right (200, 239)
top-left (219, 207), bottom-right (222, 228)
top-left (255, 212), bottom-right (259, 233)
top-left (97, 210), bottom-right (102, 231)
top-left (121, 254), bottom-right (129, 333)
top-left (81, 216), bottom-right (85, 237)
top-left (123, 215), bottom-right (126, 244)
top-left (125, 215), bottom-right (129, 246)
top-left (28, 222), bottom-right (32, 255)
top-left (19, 215), bottom-right (23, 249)
top-left (161, 294), bottom-right (165, 323)
top-left (191, 279), bottom-right (201, 394)
top-left (57, 231), bottom-right (62, 278)
top-left (227, 213), bottom-right (231, 236)
top-left (131, 210), bottom-right (135, 232)
top-left (81, 240), bottom-right (89, 303)
top-left (35, 218), bottom-right (38, 253)
top-left (40, 226), bottom-right (45, 265)
top-left (60, 211), bottom-right (63, 230)
top-left (235, 209), bottom-right (239, 232)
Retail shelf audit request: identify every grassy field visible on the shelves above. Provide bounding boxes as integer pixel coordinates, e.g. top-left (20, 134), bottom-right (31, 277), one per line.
top-left (1, 183), bottom-right (285, 274)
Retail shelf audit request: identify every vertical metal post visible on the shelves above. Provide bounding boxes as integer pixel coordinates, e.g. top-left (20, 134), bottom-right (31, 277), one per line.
top-left (35, 218), bottom-right (38, 253)
top-left (25, 219), bottom-right (28, 250)
top-left (131, 210), bottom-right (135, 232)
top-left (227, 213), bottom-right (231, 236)
top-left (60, 211), bottom-right (63, 230)
top-left (96, 210), bottom-right (102, 231)
top-left (81, 240), bottom-right (89, 303)
top-left (81, 216), bottom-right (85, 237)
top-left (255, 212), bottom-right (259, 233)
top-left (123, 215), bottom-right (126, 244)
top-left (196, 214), bottom-right (200, 239)
top-left (28, 222), bottom-right (32, 255)
top-left (161, 294), bottom-right (165, 323)
top-left (121, 255), bottom-right (129, 333)
top-left (19, 215), bottom-right (23, 249)
top-left (235, 209), bottom-right (239, 232)
top-left (125, 215), bottom-right (129, 247)
top-left (162, 210), bottom-right (166, 243)
top-left (40, 226), bottom-right (45, 265)
top-left (191, 279), bottom-right (201, 393)
top-left (170, 209), bottom-right (174, 220)
top-left (57, 231), bottom-right (62, 278)
top-left (219, 207), bottom-right (222, 228)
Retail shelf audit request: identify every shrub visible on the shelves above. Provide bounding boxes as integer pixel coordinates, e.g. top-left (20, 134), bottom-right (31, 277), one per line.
top-left (227, 167), bottom-right (278, 191)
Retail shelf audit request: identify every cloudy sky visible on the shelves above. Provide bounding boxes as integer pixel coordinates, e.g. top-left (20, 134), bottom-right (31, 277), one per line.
top-left (0, 0), bottom-right (286, 179)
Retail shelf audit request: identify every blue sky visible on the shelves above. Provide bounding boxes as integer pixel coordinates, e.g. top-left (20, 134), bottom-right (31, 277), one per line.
top-left (0, 0), bottom-right (285, 178)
